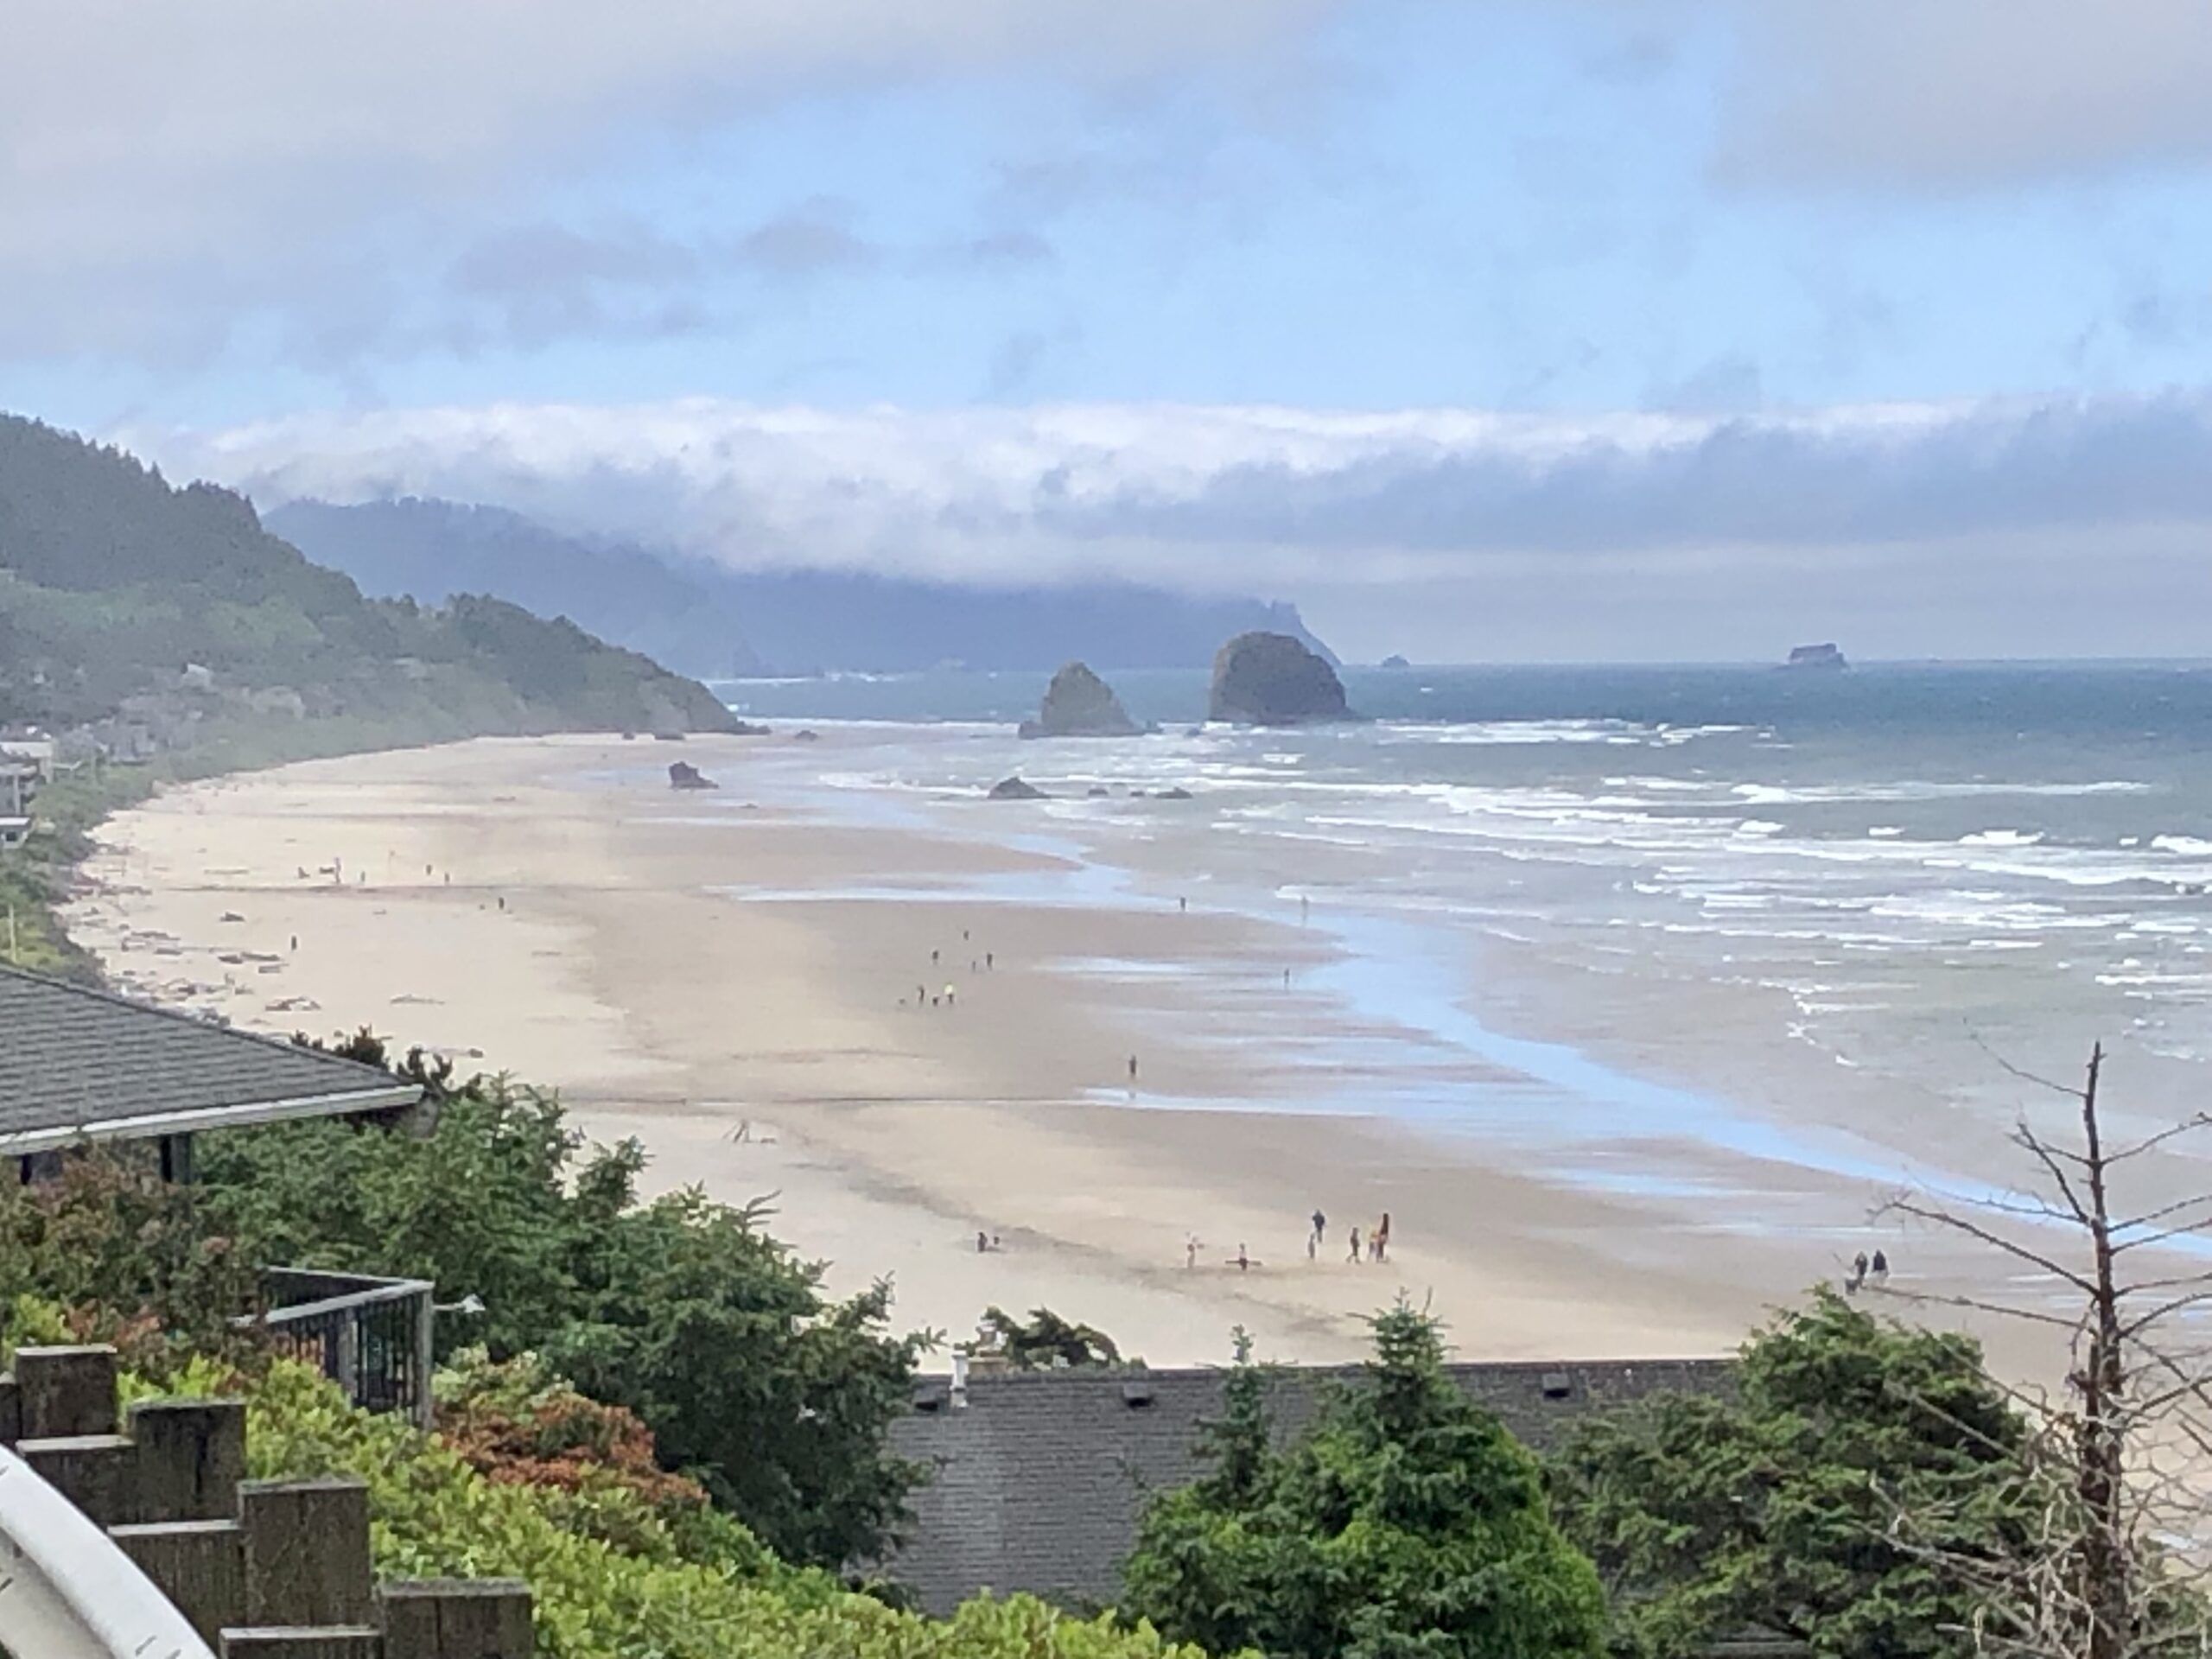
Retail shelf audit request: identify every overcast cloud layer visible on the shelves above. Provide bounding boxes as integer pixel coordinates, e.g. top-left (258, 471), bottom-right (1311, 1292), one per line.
top-left (132, 392), bottom-right (2212, 662)
top-left (0, 0), bottom-right (1332, 361)
top-left (10, 1), bottom-right (2212, 367)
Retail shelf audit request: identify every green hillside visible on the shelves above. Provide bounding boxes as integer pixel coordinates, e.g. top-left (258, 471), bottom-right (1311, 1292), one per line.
top-left (0, 413), bottom-right (738, 738)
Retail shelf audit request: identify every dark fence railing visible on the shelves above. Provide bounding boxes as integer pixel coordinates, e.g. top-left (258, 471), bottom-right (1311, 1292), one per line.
top-left (249, 1268), bottom-right (435, 1429)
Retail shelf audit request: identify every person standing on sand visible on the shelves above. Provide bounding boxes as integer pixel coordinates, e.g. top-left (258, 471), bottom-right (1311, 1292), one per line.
top-left (1347, 1226), bottom-right (1361, 1263)
top-left (1185, 1234), bottom-right (1201, 1270)
top-left (1373, 1213), bottom-right (1391, 1262)
top-left (1311, 1208), bottom-right (1326, 1253)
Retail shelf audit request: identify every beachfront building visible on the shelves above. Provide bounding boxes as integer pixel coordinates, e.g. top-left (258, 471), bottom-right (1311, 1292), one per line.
top-left (0, 762), bottom-right (31, 848)
top-left (0, 962), bottom-right (420, 1182)
top-left (884, 1355), bottom-right (1734, 1615)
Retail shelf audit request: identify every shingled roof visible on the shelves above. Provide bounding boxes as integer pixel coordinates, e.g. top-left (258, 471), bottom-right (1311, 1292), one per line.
top-left (883, 1355), bottom-right (1734, 1615)
top-left (0, 964), bottom-right (419, 1154)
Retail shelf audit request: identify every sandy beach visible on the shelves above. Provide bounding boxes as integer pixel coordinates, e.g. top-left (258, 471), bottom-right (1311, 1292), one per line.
top-left (60, 729), bottom-right (2059, 1372)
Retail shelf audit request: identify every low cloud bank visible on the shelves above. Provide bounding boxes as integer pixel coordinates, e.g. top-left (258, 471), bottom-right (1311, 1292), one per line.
top-left (129, 393), bottom-right (2212, 661)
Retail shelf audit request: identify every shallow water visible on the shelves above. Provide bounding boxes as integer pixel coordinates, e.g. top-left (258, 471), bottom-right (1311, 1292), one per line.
top-left (714, 663), bottom-right (2212, 1222)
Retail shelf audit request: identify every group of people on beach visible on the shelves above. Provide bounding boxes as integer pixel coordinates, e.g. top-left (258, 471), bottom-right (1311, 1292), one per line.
top-left (909, 931), bottom-right (994, 1009)
top-left (1181, 1208), bottom-right (1395, 1275)
top-left (1843, 1249), bottom-right (1891, 1294)
top-left (1313, 1207), bottom-right (1391, 1263)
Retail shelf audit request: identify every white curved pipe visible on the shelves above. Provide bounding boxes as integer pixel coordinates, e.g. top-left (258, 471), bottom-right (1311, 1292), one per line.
top-left (0, 1444), bottom-right (216, 1659)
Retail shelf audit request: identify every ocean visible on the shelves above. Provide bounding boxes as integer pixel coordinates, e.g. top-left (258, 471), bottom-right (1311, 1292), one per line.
top-left (718, 663), bottom-right (2212, 1227)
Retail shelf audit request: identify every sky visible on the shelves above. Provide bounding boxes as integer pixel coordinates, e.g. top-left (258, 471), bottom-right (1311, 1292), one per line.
top-left (10, 0), bottom-right (2212, 661)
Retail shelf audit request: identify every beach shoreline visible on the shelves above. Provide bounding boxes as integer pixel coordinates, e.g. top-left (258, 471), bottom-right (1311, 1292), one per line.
top-left (59, 728), bottom-right (2066, 1373)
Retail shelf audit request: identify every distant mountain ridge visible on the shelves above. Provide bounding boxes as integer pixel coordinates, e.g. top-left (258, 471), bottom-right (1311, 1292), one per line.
top-left (268, 497), bottom-right (1334, 677)
top-left (0, 415), bottom-right (737, 741)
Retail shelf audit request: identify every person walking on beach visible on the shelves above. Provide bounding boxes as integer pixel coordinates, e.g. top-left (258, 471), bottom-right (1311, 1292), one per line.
top-left (1371, 1213), bottom-right (1391, 1262)
top-left (1185, 1234), bottom-right (1201, 1270)
top-left (1128, 1054), bottom-right (1139, 1085)
top-left (944, 982), bottom-right (957, 1007)
top-left (1847, 1251), bottom-right (1869, 1294)
top-left (1233, 1243), bottom-right (1252, 1272)
top-left (1347, 1226), bottom-right (1362, 1263)
top-left (1870, 1249), bottom-right (1890, 1287)
top-left (1310, 1208), bottom-right (1326, 1258)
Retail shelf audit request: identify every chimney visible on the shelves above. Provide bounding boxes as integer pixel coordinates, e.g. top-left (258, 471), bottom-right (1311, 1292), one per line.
top-left (950, 1350), bottom-right (971, 1408)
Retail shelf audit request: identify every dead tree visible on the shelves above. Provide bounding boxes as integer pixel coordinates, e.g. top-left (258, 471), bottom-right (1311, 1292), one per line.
top-left (1878, 1042), bottom-right (2212, 1659)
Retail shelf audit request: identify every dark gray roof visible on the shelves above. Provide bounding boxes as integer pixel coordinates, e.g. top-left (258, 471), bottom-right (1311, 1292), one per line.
top-left (0, 965), bottom-right (418, 1153)
top-left (885, 1356), bottom-right (1733, 1615)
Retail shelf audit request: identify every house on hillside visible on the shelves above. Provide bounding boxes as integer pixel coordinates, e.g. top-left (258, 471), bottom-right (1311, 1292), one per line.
top-left (0, 763), bottom-right (32, 848)
top-left (882, 1355), bottom-right (1735, 1616)
top-left (0, 730), bottom-right (55, 777)
top-left (0, 962), bottom-right (420, 1182)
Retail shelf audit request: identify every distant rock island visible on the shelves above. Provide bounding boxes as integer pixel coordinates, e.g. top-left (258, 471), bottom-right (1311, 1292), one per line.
top-left (1784, 643), bottom-right (1849, 671)
top-left (1020, 662), bottom-right (1141, 739)
top-left (1209, 632), bottom-right (1352, 726)
top-left (988, 776), bottom-right (1048, 800)
top-left (1380, 654), bottom-right (1411, 670)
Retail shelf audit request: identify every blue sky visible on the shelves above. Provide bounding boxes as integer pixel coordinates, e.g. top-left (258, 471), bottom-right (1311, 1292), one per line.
top-left (11, 0), bottom-right (2212, 658)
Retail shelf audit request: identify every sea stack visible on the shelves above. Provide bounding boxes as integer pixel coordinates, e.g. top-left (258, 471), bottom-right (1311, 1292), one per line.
top-left (668, 760), bottom-right (718, 790)
top-left (1784, 643), bottom-right (1848, 671)
top-left (1020, 662), bottom-right (1141, 739)
top-left (1208, 631), bottom-right (1351, 725)
top-left (988, 776), bottom-right (1049, 800)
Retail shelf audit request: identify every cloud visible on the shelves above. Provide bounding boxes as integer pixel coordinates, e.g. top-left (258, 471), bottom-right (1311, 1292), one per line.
top-left (1713, 0), bottom-right (2212, 190)
top-left (0, 0), bottom-right (1338, 365)
top-left (117, 390), bottom-right (2212, 658)
top-left (124, 389), bottom-right (2212, 582)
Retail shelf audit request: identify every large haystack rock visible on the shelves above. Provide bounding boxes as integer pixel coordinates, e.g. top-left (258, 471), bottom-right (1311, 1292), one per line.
top-left (1208, 632), bottom-right (1351, 725)
top-left (1019, 662), bottom-right (1141, 739)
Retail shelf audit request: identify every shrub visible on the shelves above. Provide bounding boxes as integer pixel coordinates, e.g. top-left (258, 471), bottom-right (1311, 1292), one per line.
top-left (237, 1360), bottom-right (1211, 1659)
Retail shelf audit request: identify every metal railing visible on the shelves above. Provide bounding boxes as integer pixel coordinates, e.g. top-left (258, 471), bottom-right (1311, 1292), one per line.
top-left (251, 1268), bottom-right (436, 1430)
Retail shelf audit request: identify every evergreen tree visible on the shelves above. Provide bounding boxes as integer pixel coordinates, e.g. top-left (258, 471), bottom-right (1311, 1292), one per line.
top-left (1549, 1287), bottom-right (2040, 1659)
top-left (1123, 1305), bottom-right (1606, 1659)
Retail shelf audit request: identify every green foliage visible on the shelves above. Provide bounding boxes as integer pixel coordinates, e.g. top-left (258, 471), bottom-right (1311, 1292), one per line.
top-left (0, 410), bottom-right (736, 735)
top-left (0, 1148), bottom-right (257, 1363)
top-left (1548, 1287), bottom-right (2038, 1659)
top-left (233, 1358), bottom-right (1209, 1659)
top-left (978, 1306), bottom-right (1124, 1370)
top-left (192, 1071), bottom-right (929, 1570)
top-left (1123, 1304), bottom-right (1607, 1659)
